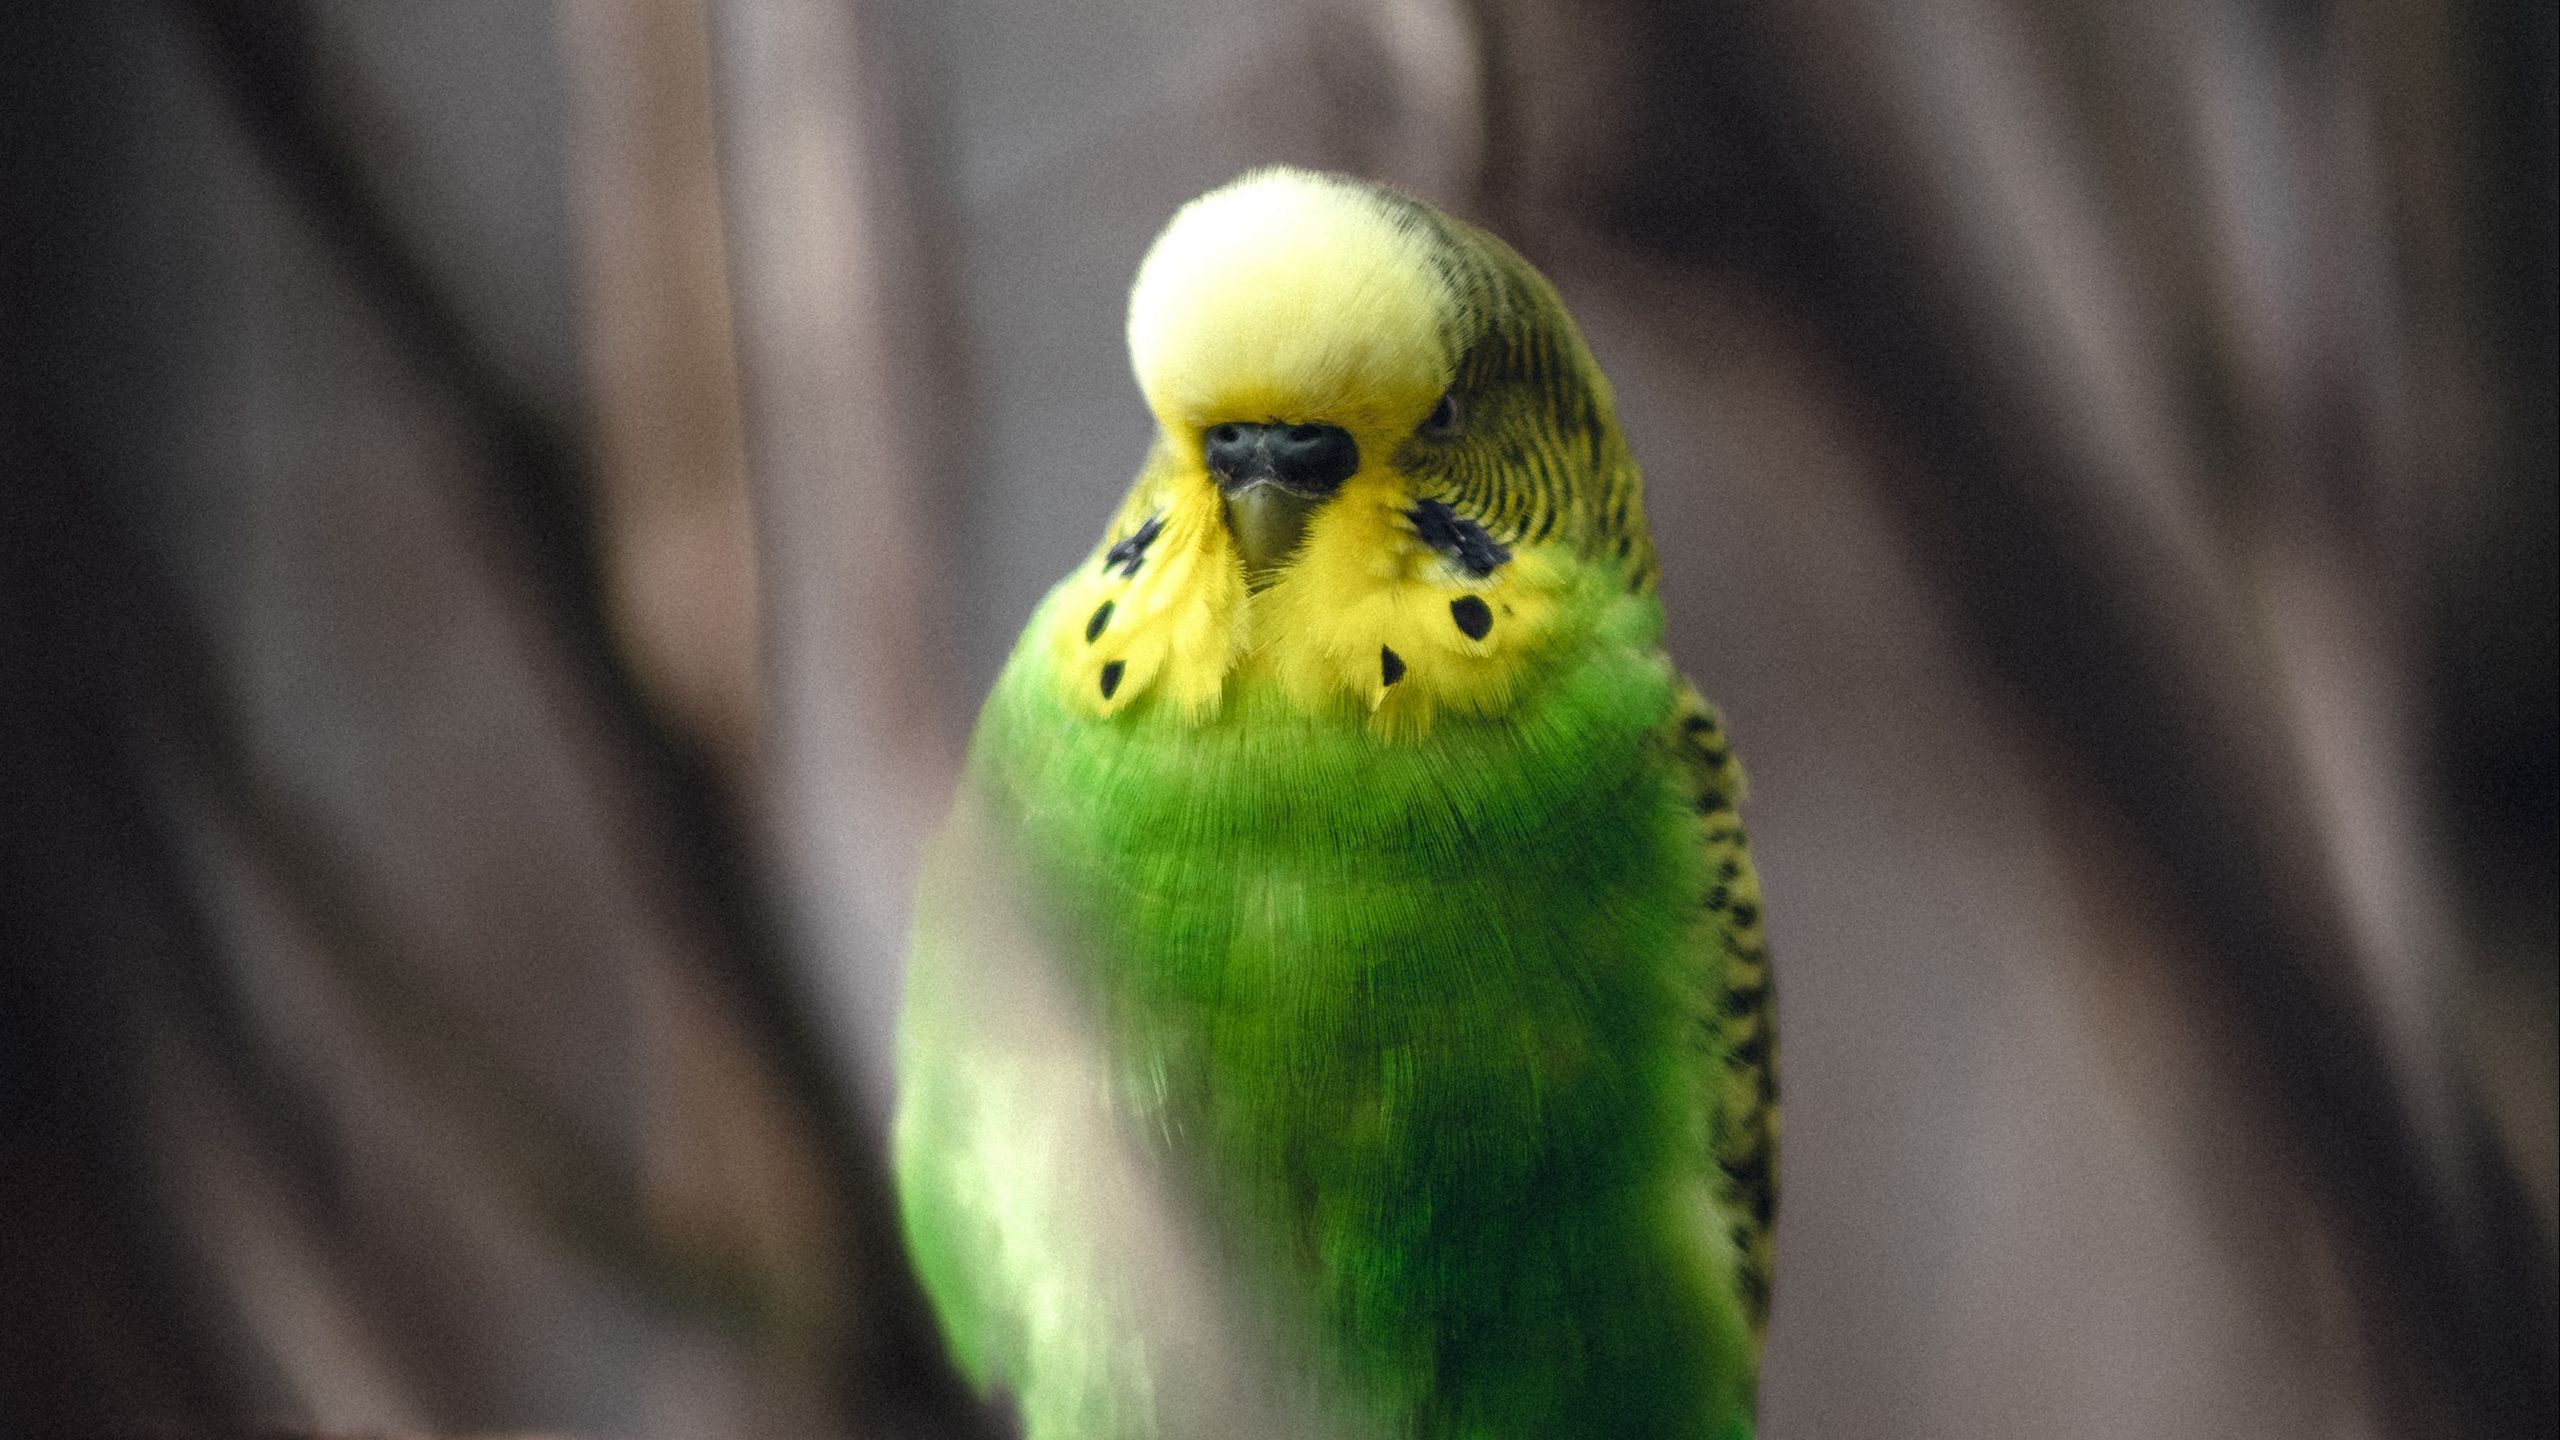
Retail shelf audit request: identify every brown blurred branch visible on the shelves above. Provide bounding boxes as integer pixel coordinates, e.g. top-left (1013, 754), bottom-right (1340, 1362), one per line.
top-left (139, 0), bottom-right (972, 1427)
top-left (559, 0), bottom-right (767, 774)
top-left (704, 0), bottom-right (998, 1433)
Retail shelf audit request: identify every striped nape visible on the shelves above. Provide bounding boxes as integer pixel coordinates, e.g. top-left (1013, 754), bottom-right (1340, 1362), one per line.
top-left (1393, 210), bottom-right (1656, 590)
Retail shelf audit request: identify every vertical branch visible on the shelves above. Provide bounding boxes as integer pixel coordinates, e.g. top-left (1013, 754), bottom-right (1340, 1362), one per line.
top-left (163, 0), bottom-right (933, 1425)
top-left (559, 17), bottom-right (864, 1421)
top-left (711, 0), bottom-right (966, 1098)
top-left (706, 3), bottom-right (992, 1432)
top-left (559, 0), bottom-right (766, 774)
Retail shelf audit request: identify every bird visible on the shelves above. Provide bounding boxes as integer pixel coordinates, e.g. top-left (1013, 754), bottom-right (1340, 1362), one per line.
top-left (894, 166), bottom-right (1776, 1440)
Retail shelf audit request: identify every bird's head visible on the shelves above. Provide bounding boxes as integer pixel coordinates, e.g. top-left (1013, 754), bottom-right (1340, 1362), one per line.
top-left (1055, 168), bottom-right (1654, 730)
top-left (1126, 167), bottom-right (1647, 584)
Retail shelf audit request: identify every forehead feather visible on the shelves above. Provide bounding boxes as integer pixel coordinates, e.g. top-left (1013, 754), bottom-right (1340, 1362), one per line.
top-left (1126, 169), bottom-right (1454, 430)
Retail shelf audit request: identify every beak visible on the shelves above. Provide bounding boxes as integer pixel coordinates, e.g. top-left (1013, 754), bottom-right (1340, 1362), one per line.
top-left (1223, 478), bottom-right (1324, 583)
top-left (1203, 421), bottom-right (1359, 584)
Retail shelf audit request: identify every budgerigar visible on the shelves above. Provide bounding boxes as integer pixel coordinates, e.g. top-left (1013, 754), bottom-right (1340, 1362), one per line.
top-left (895, 168), bottom-right (1777, 1440)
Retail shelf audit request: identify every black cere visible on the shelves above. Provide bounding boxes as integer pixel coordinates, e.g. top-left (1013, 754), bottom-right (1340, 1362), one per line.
top-left (1206, 422), bottom-right (1359, 495)
top-left (1409, 499), bottom-right (1511, 577)
top-left (1450, 595), bottom-right (1494, 641)
top-left (1103, 513), bottom-right (1165, 577)
top-left (1381, 646), bottom-right (1407, 686)
top-left (1099, 660), bottom-right (1126, 699)
top-left (1085, 600), bottom-right (1114, 643)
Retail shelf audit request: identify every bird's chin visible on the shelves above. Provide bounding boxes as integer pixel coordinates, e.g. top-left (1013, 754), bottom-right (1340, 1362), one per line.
top-left (1222, 479), bottom-right (1326, 585)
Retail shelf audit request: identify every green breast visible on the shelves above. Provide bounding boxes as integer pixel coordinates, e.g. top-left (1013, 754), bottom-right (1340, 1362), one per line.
top-left (954, 571), bottom-right (1756, 1436)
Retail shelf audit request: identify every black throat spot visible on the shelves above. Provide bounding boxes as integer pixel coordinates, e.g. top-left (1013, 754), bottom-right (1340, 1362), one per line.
top-left (1103, 513), bottom-right (1166, 578)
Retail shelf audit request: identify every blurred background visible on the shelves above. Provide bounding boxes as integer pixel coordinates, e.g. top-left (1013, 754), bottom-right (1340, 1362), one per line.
top-left (2, 1), bottom-right (2552, 1437)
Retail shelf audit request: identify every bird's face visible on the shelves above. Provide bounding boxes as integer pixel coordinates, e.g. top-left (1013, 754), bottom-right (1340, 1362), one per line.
top-left (1126, 170), bottom-right (1463, 584)
top-left (1058, 168), bottom-right (1650, 731)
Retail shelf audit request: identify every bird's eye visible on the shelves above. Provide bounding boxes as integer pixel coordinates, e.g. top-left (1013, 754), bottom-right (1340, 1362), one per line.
top-left (1419, 391), bottom-right (1461, 438)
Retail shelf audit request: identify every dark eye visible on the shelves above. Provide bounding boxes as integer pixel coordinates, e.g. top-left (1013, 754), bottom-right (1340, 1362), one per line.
top-left (1419, 391), bottom-right (1460, 437)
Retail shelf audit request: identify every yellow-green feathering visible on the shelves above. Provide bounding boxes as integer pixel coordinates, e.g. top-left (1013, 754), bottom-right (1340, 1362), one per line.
top-left (898, 167), bottom-right (1774, 1440)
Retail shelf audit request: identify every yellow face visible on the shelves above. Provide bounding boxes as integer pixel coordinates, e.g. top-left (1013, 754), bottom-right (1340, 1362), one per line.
top-left (1127, 172), bottom-right (1455, 462)
top-left (1045, 168), bottom-right (1648, 736)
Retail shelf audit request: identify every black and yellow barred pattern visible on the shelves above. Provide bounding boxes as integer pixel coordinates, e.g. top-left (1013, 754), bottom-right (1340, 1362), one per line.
top-left (1357, 189), bottom-right (1660, 591)
top-left (1664, 688), bottom-right (1780, 1342)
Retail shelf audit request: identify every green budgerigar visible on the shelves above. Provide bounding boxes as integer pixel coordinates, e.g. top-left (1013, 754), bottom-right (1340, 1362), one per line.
top-left (896, 168), bottom-right (1776, 1439)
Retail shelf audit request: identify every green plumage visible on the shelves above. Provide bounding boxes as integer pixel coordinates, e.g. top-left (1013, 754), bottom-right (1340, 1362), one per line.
top-left (895, 169), bottom-right (1773, 1440)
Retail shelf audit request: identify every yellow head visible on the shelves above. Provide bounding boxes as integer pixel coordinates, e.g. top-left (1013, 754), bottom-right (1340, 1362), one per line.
top-left (1128, 170), bottom-right (1455, 458)
top-left (1051, 168), bottom-right (1654, 733)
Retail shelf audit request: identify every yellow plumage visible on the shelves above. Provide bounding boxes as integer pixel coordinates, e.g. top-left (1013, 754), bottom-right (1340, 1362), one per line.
top-left (1126, 171), bottom-right (1451, 437)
